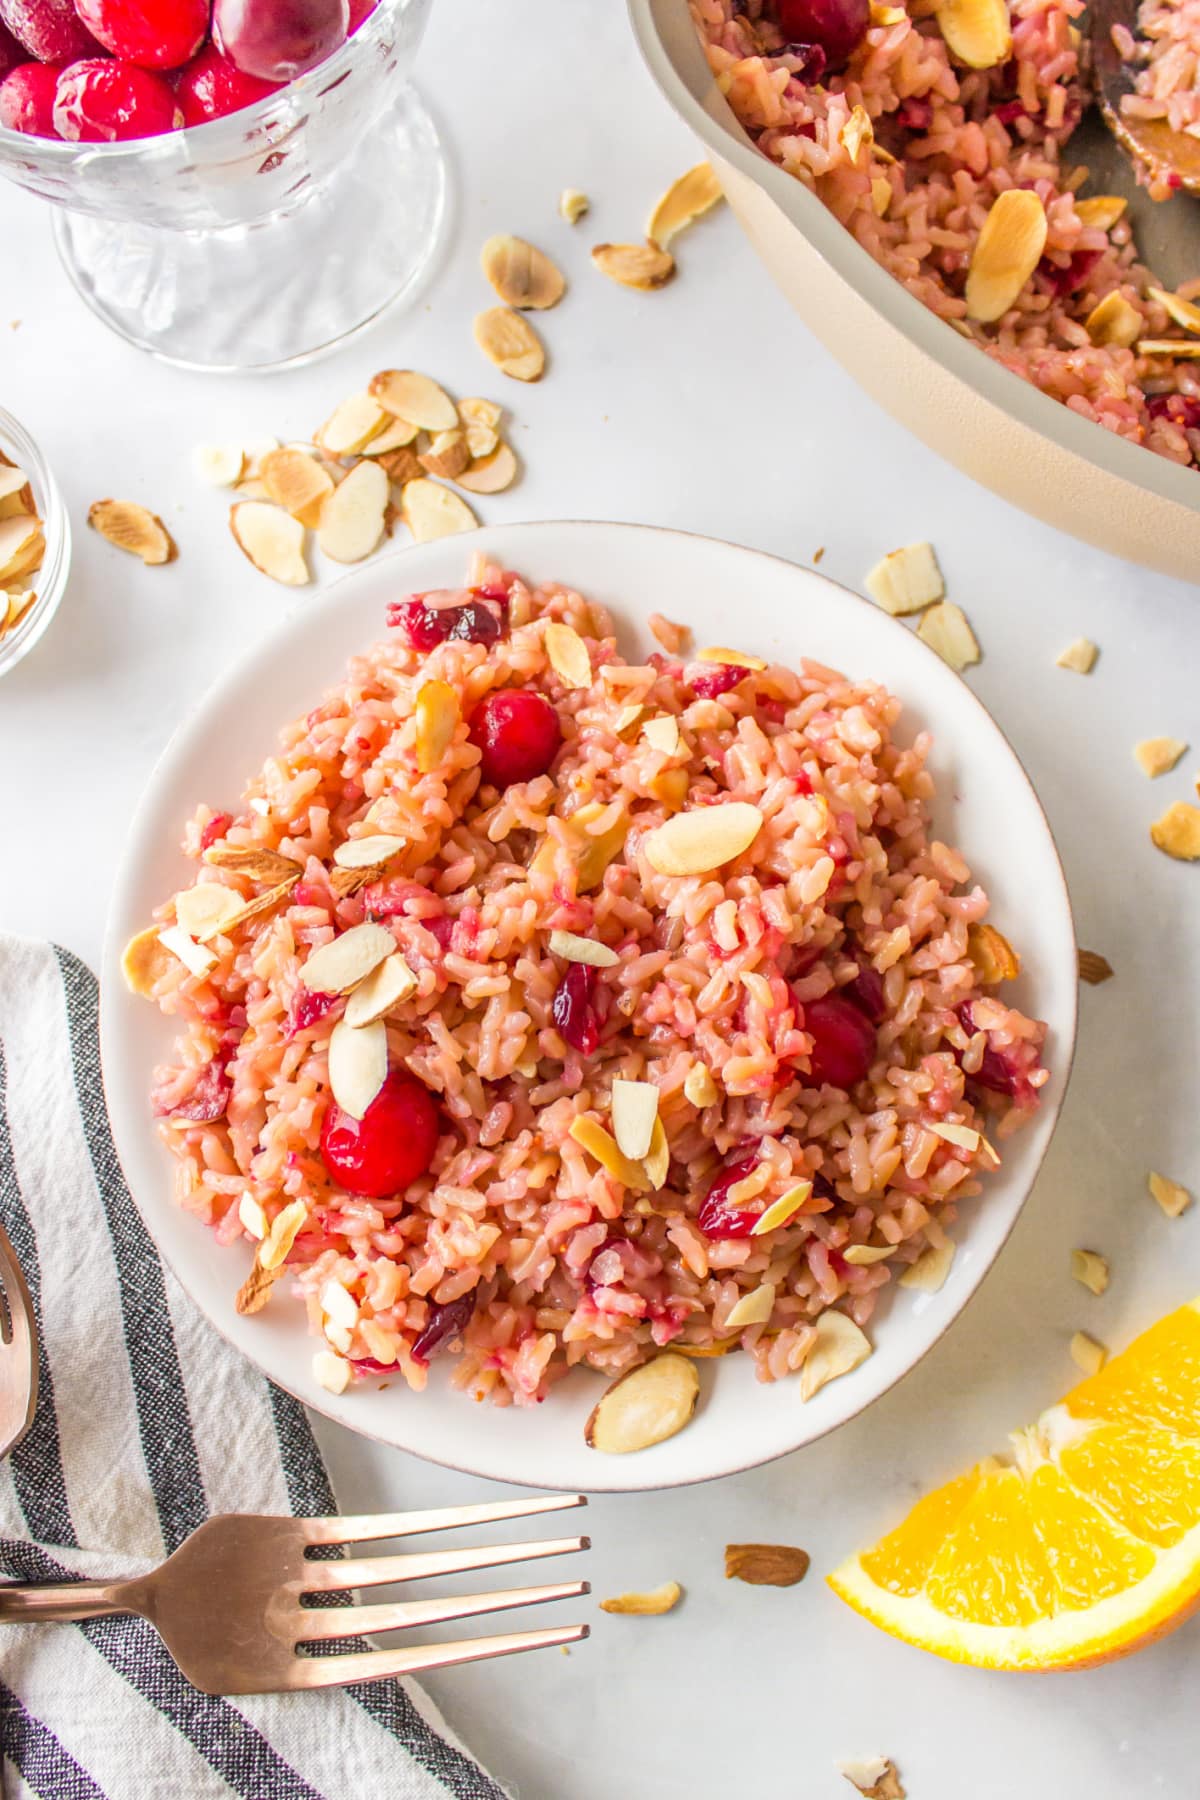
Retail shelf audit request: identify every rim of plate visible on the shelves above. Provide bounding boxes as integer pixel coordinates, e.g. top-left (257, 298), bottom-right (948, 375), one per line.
top-left (100, 520), bottom-right (1078, 1492)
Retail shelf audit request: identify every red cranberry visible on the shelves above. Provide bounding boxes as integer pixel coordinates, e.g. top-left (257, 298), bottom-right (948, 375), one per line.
top-left (411, 1291), bottom-right (475, 1364)
top-left (992, 98), bottom-right (1027, 124)
top-left (199, 810), bottom-right (233, 852)
top-left (320, 1069), bottom-right (439, 1199)
top-left (780, 39), bottom-right (826, 80)
top-left (176, 41), bottom-right (281, 124)
top-left (800, 993), bottom-right (876, 1089)
top-left (290, 986), bottom-right (337, 1033)
top-left (551, 961), bottom-right (600, 1056)
top-left (697, 1154), bottom-right (762, 1239)
top-left (388, 594), bottom-right (503, 652)
top-left (0, 0), bottom-right (100, 64)
top-left (347, 0), bottom-right (375, 27)
top-left (0, 59), bottom-right (59, 131)
top-left (775, 0), bottom-right (868, 66)
top-left (1037, 248), bottom-right (1101, 298)
top-left (896, 97), bottom-right (932, 130)
top-left (470, 689), bottom-right (562, 789)
top-left (686, 661), bottom-right (746, 700)
top-left (842, 961), bottom-right (885, 1024)
top-left (811, 1170), bottom-right (837, 1204)
top-left (74, 0), bottom-right (207, 68)
top-left (54, 57), bottom-right (182, 139)
top-left (213, 0), bottom-right (348, 83)
top-left (1147, 393), bottom-right (1200, 431)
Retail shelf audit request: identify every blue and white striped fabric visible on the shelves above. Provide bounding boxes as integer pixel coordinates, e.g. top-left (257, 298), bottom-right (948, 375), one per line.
top-left (0, 935), bottom-right (506, 1800)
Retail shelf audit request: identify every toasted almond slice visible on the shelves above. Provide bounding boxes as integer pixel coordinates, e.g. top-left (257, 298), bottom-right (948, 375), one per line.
top-left (750, 1181), bottom-right (811, 1235)
top-left (0, 515), bottom-right (43, 585)
top-left (321, 1276), bottom-right (358, 1330)
top-left (1078, 948), bottom-right (1114, 985)
top-left (2, 587), bottom-right (36, 631)
top-left (1076, 194), bottom-right (1127, 230)
top-left (87, 499), bottom-right (175, 566)
top-left (725, 1543), bottom-right (811, 1587)
top-left (683, 1061), bottom-right (718, 1107)
top-left (157, 924), bottom-right (218, 979)
top-left (545, 620), bottom-right (592, 688)
top-left (343, 952), bottom-right (417, 1027)
top-left (0, 528), bottom-right (43, 587)
top-left (175, 882), bottom-right (245, 940)
top-left (838, 1756), bottom-right (905, 1799)
top-left (0, 464), bottom-right (27, 504)
top-left (229, 502), bottom-right (309, 586)
top-left (799, 1310), bottom-right (872, 1400)
top-left (968, 921), bottom-right (1021, 982)
top-left (613, 703), bottom-right (646, 738)
top-left (361, 414), bottom-right (419, 454)
top-left (238, 1194), bottom-right (268, 1240)
top-left (303, 921), bottom-right (396, 995)
top-left (1085, 290), bottom-right (1141, 349)
top-left (842, 1243), bottom-right (893, 1266)
top-left (1134, 736), bottom-right (1187, 778)
top-left (1070, 1330), bottom-right (1107, 1377)
top-left (419, 428), bottom-right (470, 481)
top-left (871, 175), bottom-right (893, 217)
top-left (936, 0), bottom-right (1011, 67)
top-left (327, 1016), bottom-right (387, 1120)
top-left (928, 1120), bottom-right (980, 1152)
top-left (611, 1078), bottom-right (659, 1161)
top-left (642, 714), bottom-right (680, 756)
top-left (317, 392), bottom-right (387, 455)
top-left (193, 876), bottom-right (298, 942)
top-left (599, 1581), bottom-right (681, 1615)
top-left (591, 242), bottom-right (675, 290)
top-left (312, 1349), bottom-right (352, 1395)
top-left (333, 834), bottom-right (407, 870)
top-left (316, 459), bottom-right (388, 565)
top-left (647, 162), bottom-right (723, 249)
top-left (473, 306), bottom-right (546, 382)
top-left (377, 445), bottom-right (425, 487)
top-left (548, 929), bottom-right (619, 968)
top-left (235, 1260), bottom-right (281, 1315)
top-left (481, 234), bottom-right (565, 310)
top-left (203, 844), bottom-right (302, 883)
top-left (1071, 1248), bottom-right (1109, 1295)
top-left (1056, 636), bottom-right (1099, 672)
top-left (585, 1354), bottom-right (699, 1453)
top-left (369, 369), bottom-right (458, 431)
top-left (260, 1198), bottom-right (307, 1268)
top-left (1149, 1171), bottom-right (1192, 1218)
top-left (1137, 339), bottom-right (1200, 359)
top-left (400, 479), bottom-right (479, 543)
top-left (260, 447), bottom-right (334, 527)
top-left (965, 189), bottom-right (1047, 323)
top-left (569, 1114), bottom-right (649, 1190)
top-left (864, 541), bottom-right (945, 615)
top-left (697, 645), bottom-right (767, 670)
top-left (916, 600), bottom-right (981, 672)
top-left (560, 187), bottom-right (590, 224)
top-left (898, 1240), bottom-right (956, 1291)
top-left (415, 679), bottom-right (460, 774)
top-left (456, 442), bottom-right (518, 494)
top-left (724, 1283), bottom-right (776, 1330)
top-left (642, 1116), bottom-right (670, 1190)
top-left (1149, 286), bottom-right (1200, 334)
top-left (463, 419), bottom-right (499, 460)
top-left (458, 396), bottom-right (503, 431)
top-left (670, 1338), bottom-right (738, 1358)
top-left (1150, 800), bottom-right (1200, 859)
top-left (643, 802), bottom-right (762, 876)
top-left (121, 925), bottom-right (174, 996)
top-left (329, 863), bottom-right (387, 898)
top-left (193, 444), bottom-right (245, 487)
top-left (840, 104), bottom-right (873, 163)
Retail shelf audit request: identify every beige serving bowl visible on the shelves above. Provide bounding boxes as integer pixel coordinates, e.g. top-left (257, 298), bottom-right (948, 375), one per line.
top-left (629, 0), bottom-right (1200, 580)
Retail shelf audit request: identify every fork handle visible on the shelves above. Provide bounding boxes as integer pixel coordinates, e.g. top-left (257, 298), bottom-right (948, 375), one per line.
top-left (0, 1580), bottom-right (136, 1624)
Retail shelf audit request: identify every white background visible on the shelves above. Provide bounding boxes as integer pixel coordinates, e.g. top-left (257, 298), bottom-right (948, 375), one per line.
top-left (2, 2), bottom-right (1198, 1795)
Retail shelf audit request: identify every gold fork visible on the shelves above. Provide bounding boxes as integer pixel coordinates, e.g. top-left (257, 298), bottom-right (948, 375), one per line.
top-left (0, 1222), bottom-right (37, 1460)
top-left (0, 1492), bottom-right (589, 1693)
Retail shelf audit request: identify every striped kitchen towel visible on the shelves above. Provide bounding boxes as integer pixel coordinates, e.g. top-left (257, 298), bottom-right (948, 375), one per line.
top-left (0, 934), bottom-right (506, 1800)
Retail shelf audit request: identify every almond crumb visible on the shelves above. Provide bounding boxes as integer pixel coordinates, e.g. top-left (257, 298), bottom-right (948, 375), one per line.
top-left (1071, 1248), bottom-right (1109, 1295)
top-left (560, 188), bottom-right (589, 224)
top-left (1055, 637), bottom-right (1098, 673)
top-left (1070, 1330), bottom-right (1107, 1377)
top-left (1150, 800), bottom-right (1200, 860)
top-left (837, 1758), bottom-right (906, 1799)
top-left (599, 1581), bottom-right (682, 1616)
top-left (1134, 736), bottom-right (1188, 779)
top-left (1149, 1170), bottom-right (1192, 1219)
top-left (916, 601), bottom-right (981, 672)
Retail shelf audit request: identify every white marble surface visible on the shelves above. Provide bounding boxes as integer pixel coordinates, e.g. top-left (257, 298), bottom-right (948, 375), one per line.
top-left (1, 2), bottom-right (1198, 1795)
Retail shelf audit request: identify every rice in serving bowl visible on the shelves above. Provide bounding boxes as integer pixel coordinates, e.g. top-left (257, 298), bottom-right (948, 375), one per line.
top-left (127, 554), bottom-right (1047, 1412)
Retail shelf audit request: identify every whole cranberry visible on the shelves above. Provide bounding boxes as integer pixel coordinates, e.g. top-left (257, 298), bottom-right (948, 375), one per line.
top-left (176, 40), bottom-right (280, 124)
top-left (74, 0), bottom-right (208, 69)
top-left (321, 1069), bottom-right (440, 1199)
top-left (54, 56), bottom-right (182, 138)
top-left (775, 0), bottom-right (868, 67)
top-left (213, 0), bottom-right (348, 83)
top-left (0, 0), bottom-right (100, 64)
top-left (800, 992), bottom-right (876, 1089)
top-left (469, 689), bottom-right (562, 789)
top-left (0, 59), bottom-right (60, 132)
top-left (697, 1154), bottom-right (762, 1239)
top-left (347, 0), bottom-right (375, 27)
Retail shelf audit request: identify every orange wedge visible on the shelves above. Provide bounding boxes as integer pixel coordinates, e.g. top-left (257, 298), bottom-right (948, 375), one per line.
top-left (828, 1297), bottom-right (1200, 1669)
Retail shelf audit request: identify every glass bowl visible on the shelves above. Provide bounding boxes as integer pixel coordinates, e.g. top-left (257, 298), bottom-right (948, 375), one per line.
top-left (0, 0), bottom-right (444, 371)
top-left (0, 404), bottom-right (70, 681)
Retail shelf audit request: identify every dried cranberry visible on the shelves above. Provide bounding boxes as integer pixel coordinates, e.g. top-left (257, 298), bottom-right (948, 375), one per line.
top-left (320, 1070), bottom-right (440, 1199)
top-left (0, 59), bottom-right (59, 132)
top-left (199, 811), bottom-right (233, 852)
top-left (74, 0), bottom-right (208, 69)
top-left (411, 1291), bottom-right (475, 1364)
top-left (1037, 248), bottom-right (1101, 298)
top-left (1147, 393), bottom-right (1200, 430)
top-left (800, 993), bottom-right (876, 1088)
top-left (176, 41), bottom-right (281, 124)
top-left (155, 1055), bottom-right (232, 1122)
top-left (291, 987), bottom-right (337, 1032)
top-left (775, 0), bottom-right (867, 65)
top-left (0, 19), bottom-right (22, 77)
top-left (0, 0), bottom-right (100, 64)
top-left (470, 690), bottom-right (562, 789)
top-left (992, 99), bottom-right (1027, 124)
top-left (552, 961), bottom-right (600, 1056)
top-left (842, 961), bottom-right (885, 1023)
top-left (956, 1001), bottom-right (1017, 1096)
top-left (697, 1154), bottom-right (762, 1239)
top-left (350, 1354), bottom-right (393, 1374)
top-left (686, 661), bottom-right (746, 700)
top-left (54, 58), bottom-right (182, 140)
top-left (388, 593), bottom-right (504, 651)
top-left (811, 1170), bottom-right (838, 1204)
top-left (896, 97), bottom-right (931, 130)
top-left (780, 39), bottom-right (826, 80)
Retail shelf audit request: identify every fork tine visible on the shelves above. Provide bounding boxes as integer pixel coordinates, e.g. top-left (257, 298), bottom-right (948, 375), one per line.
top-left (292, 1579), bottom-right (590, 1642)
top-left (300, 1492), bottom-right (586, 1547)
top-left (300, 1534), bottom-right (589, 1595)
top-left (286, 1622), bottom-right (589, 1689)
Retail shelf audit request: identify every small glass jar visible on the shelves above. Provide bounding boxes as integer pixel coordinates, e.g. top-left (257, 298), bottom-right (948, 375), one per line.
top-left (0, 407), bottom-right (71, 681)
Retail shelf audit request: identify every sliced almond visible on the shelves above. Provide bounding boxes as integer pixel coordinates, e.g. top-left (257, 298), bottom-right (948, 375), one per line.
top-left (569, 1114), bottom-right (648, 1190)
top-left (316, 459), bottom-right (389, 565)
top-left (840, 104), bottom-right (873, 164)
top-left (1149, 287), bottom-right (1200, 334)
top-left (456, 442), bottom-right (518, 494)
top-left (175, 882), bottom-right (245, 940)
top-left (871, 176), bottom-right (892, 217)
top-left (360, 415), bottom-right (420, 455)
top-left (330, 863), bottom-right (386, 899)
top-left (481, 234), bottom-right (565, 310)
top-left (302, 921), bottom-right (396, 995)
top-left (696, 645), bottom-right (767, 671)
top-left (415, 678), bottom-right (460, 774)
top-left (799, 1310), bottom-right (872, 1400)
top-left (156, 924), bottom-right (218, 979)
top-left (724, 1543), bottom-right (810, 1586)
top-left (193, 876), bottom-right (298, 942)
top-left (683, 1061), bottom-right (718, 1107)
top-left (965, 189), bottom-right (1047, 323)
top-left (936, 0), bottom-right (1011, 68)
top-left (1134, 736), bottom-right (1187, 778)
top-left (898, 1240), bottom-right (956, 1291)
top-left (1071, 1248), bottom-right (1109, 1295)
top-left (1149, 1171), bottom-right (1192, 1218)
top-left (610, 1078), bottom-right (659, 1161)
top-left (260, 447), bottom-right (335, 527)
top-left (238, 1194), bottom-right (268, 1240)
top-left (343, 952), bottom-right (417, 1026)
top-left (473, 307), bottom-right (546, 382)
top-left (1085, 291), bottom-right (1141, 349)
top-left (560, 188), bottom-right (590, 224)
top-left (643, 801), bottom-right (762, 876)
top-left (193, 444), bottom-right (245, 487)
top-left (842, 1243), bottom-right (893, 1266)
top-left (236, 1260), bottom-right (281, 1315)
top-left (0, 515), bottom-right (42, 583)
top-left (3, 587), bottom-right (37, 631)
top-left (317, 392), bottom-right (387, 456)
top-left (864, 542), bottom-right (945, 615)
top-left (378, 445), bottom-right (425, 486)
top-left (647, 162), bottom-right (723, 249)
top-left (585, 1354), bottom-right (699, 1453)
top-left (418, 429), bottom-right (470, 481)
top-left (327, 1015), bottom-right (387, 1120)
top-left (333, 834), bottom-right (407, 870)
top-left (369, 370), bottom-right (459, 431)
top-left (1150, 800), bottom-right (1200, 860)
top-left (724, 1283), bottom-right (776, 1330)
top-left (614, 702), bottom-right (646, 737)
top-left (1137, 340), bottom-right (1200, 359)
top-left (968, 921), bottom-right (1021, 982)
top-left (458, 396), bottom-right (502, 431)
top-left (229, 502), bottom-right (309, 586)
top-left (121, 925), bottom-right (174, 996)
top-left (642, 1116), bottom-right (670, 1190)
top-left (203, 844), bottom-right (303, 884)
top-left (312, 1349), bottom-right (352, 1395)
top-left (1078, 948), bottom-right (1114, 985)
top-left (750, 1182), bottom-right (811, 1235)
top-left (599, 1581), bottom-right (681, 1615)
top-left (400, 479), bottom-right (479, 543)
top-left (928, 1120), bottom-right (980, 1152)
top-left (642, 715), bottom-right (680, 756)
top-left (545, 621), bottom-right (592, 688)
top-left (463, 419), bottom-right (499, 460)
top-left (1056, 636), bottom-right (1099, 672)
top-left (235, 476), bottom-right (272, 502)
top-left (591, 242), bottom-right (675, 290)
top-left (87, 499), bottom-right (175, 566)
top-left (547, 929), bottom-right (619, 967)
top-left (916, 600), bottom-right (981, 671)
top-left (838, 1757), bottom-right (905, 1799)
top-left (1070, 1330), bottom-right (1107, 1377)
top-left (1076, 195), bottom-right (1126, 230)
top-left (260, 1198), bottom-right (307, 1269)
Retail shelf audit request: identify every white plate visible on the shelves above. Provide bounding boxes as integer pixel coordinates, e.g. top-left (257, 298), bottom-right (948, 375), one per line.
top-left (101, 521), bottom-right (1077, 1492)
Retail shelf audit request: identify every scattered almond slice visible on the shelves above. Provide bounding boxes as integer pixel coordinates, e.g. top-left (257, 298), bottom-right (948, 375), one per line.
top-left (611, 1078), bottom-right (659, 1161)
top-left (1150, 800), bottom-right (1200, 860)
top-left (1085, 291), bottom-right (1141, 349)
top-left (899, 1240), bottom-right (956, 1291)
top-left (642, 1116), bottom-right (670, 1190)
top-left (842, 1243), bottom-right (893, 1266)
top-left (917, 600), bottom-right (981, 671)
top-left (599, 1582), bottom-right (681, 1616)
top-left (643, 801), bottom-right (762, 876)
top-left (724, 1283), bottom-right (776, 1330)
top-left (481, 234), bottom-right (565, 310)
top-left (647, 162), bottom-right (723, 249)
top-left (329, 863), bottom-right (386, 899)
top-left (193, 876), bottom-right (298, 942)
top-left (456, 442), bottom-right (518, 493)
top-left (462, 419), bottom-right (499, 460)
top-left (327, 1016), bottom-right (387, 1120)
top-left (545, 620), bottom-right (592, 688)
top-left (799, 1310), bottom-right (872, 1400)
top-left (683, 1061), bottom-right (718, 1108)
top-left (840, 104), bottom-right (874, 163)
top-left (965, 188), bottom-right (1047, 322)
top-left (751, 1182), bottom-right (811, 1235)
top-left (591, 242), bottom-right (675, 290)
top-left (370, 369), bottom-right (459, 430)
top-left (725, 1543), bottom-right (810, 1587)
top-left (302, 921), bottom-right (396, 995)
top-left (1077, 948), bottom-right (1114, 985)
top-left (864, 541), bottom-right (945, 615)
top-left (474, 307), bottom-right (546, 382)
top-left (175, 882), bottom-right (245, 940)
top-left (1056, 636), bottom-right (1099, 672)
top-left (87, 499), bottom-right (176, 566)
top-left (1149, 286), bottom-right (1200, 333)
top-left (0, 464), bottom-right (29, 505)
top-left (235, 1260), bottom-right (281, 1315)
top-left (400, 479), bottom-right (479, 543)
top-left (1134, 736), bottom-right (1187, 778)
top-left (532, 800), bottom-right (630, 892)
top-left (419, 429), bottom-right (470, 481)
top-left (120, 925), bottom-right (174, 996)
top-left (343, 952), bottom-right (417, 1027)
top-left (203, 845), bottom-right (302, 883)
top-left (548, 929), bottom-right (619, 968)
top-left (312, 1350), bottom-right (352, 1395)
top-left (156, 924), bottom-right (218, 979)
top-left (968, 921), bottom-right (1020, 982)
top-left (259, 1198), bottom-right (307, 1271)
top-left (585, 1354), bottom-right (699, 1453)
top-left (697, 644), bottom-right (766, 670)
top-left (1, 587), bottom-right (37, 633)
top-left (317, 392), bottom-right (387, 456)
top-left (321, 1277), bottom-right (358, 1331)
top-left (614, 703), bottom-right (646, 738)
top-left (238, 1194), bottom-right (268, 1240)
top-left (229, 502), bottom-right (309, 586)
top-left (936, 0), bottom-right (1011, 67)
top-left (1076, 194), bottom-right (1127, 230)
top-left (1070, 1330), bottom-right (1107, 1377)
top-left (260, 447), bottom-right (334, 527)
top-left (929, 1120), bottom-right (980, 1151)
top-left (415, 679), bottom-right (461, 774)
top-left (192, 444), bottom-right (245, 487)
top-left (1149, 1171), bottom-right (1192, 1219)
top-left (0, 523), bottom-right (43, 586)
top-left (871, 176), bottom-right (892, 217)
top-left (1071, 1248), bottom-right (1110, 1295)
top-left (642, 714), bottom-right (680, 755)
top-left (838, 1757), bottom-right (906, 1799)
top-left (560, 188), bottom-right (589, 224)
top-left (333, 834), bottom-right (406, 870)
top-left (568, 1114), bottom-right (649, 1191)
top-left (1138, 340), bottom-right (1200, 359)
top-left (317, 459), bottom-right (389, 564)
top-left (361, 414), bottom-right (419, 454)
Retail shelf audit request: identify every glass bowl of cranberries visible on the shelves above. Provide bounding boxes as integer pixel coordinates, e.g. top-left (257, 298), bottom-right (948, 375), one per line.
top-left (0, 0), bottom-right (444, 370)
